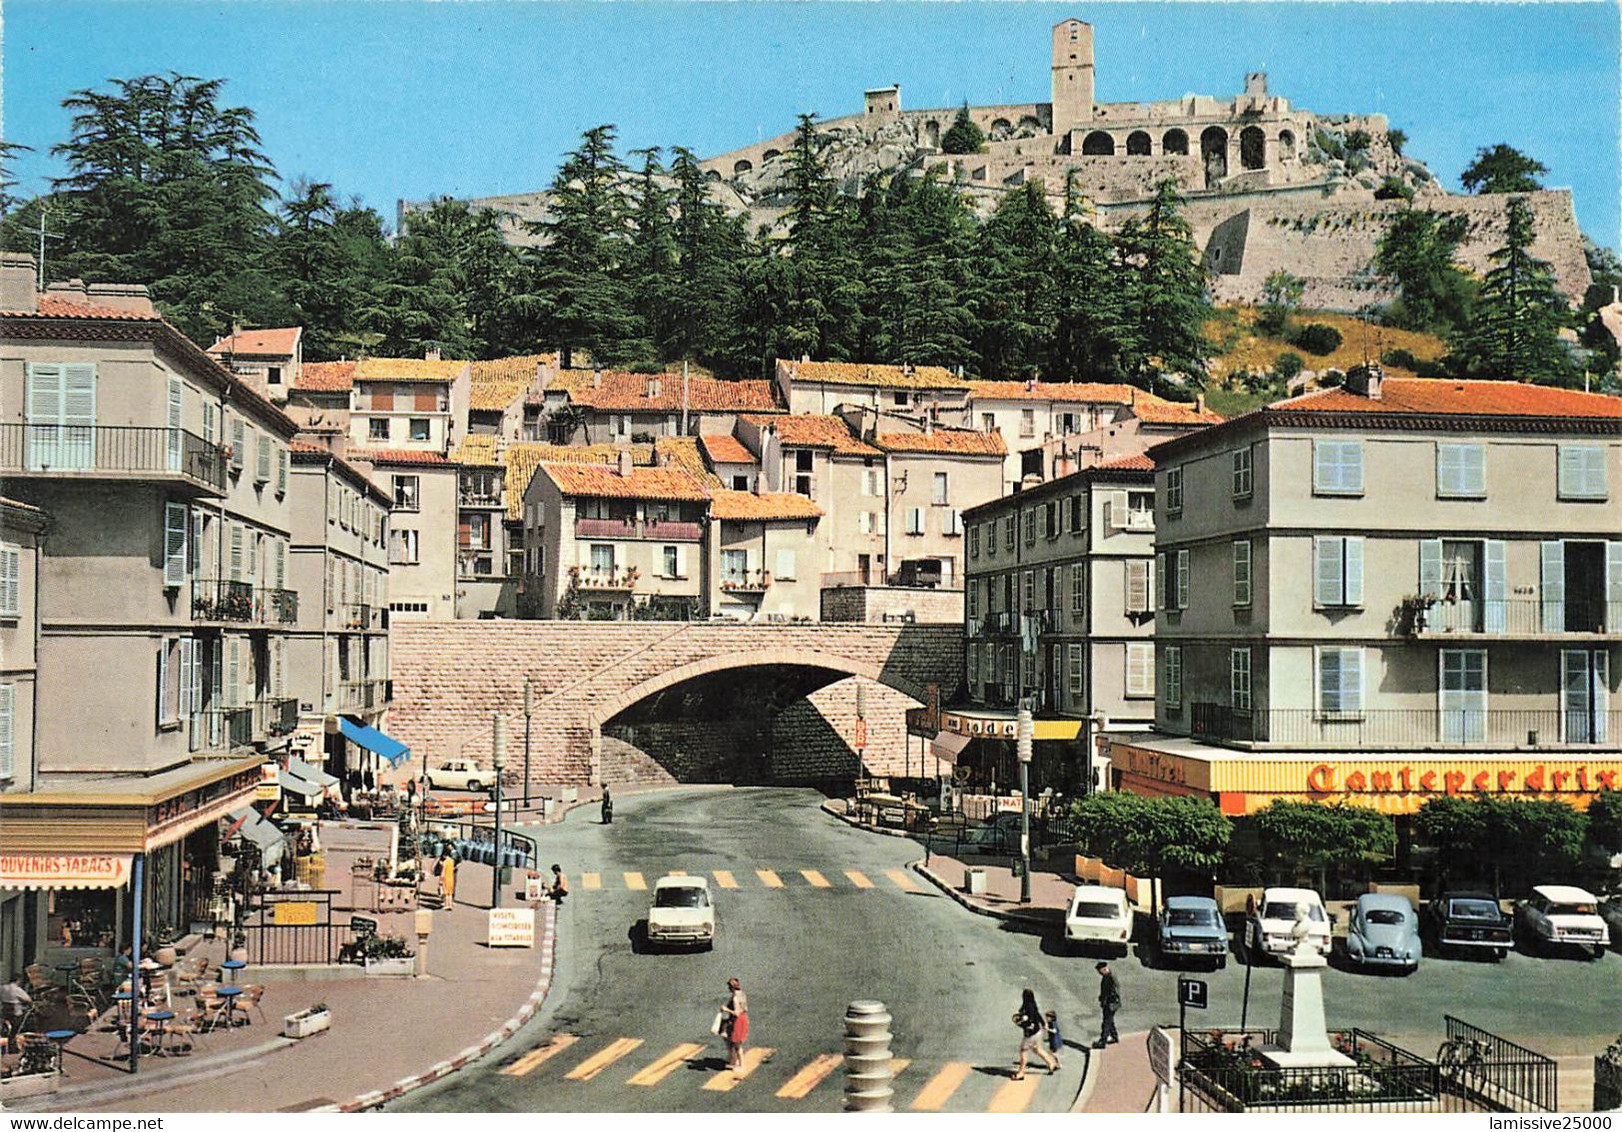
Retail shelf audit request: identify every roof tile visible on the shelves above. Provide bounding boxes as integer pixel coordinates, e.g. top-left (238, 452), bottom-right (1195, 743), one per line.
top-left (873, 429), bottom-right (1007, 456)
top-left (354, 448), bottom-right (451, 466)
top-left (967, 380), bottom-right (1139, 404)
top-left (699, 434), bottom-right (756, 465)
top-left (1272, 378), bottom-right (1622, 419)
top-left (538, 462), bottom-right (710, 502)
top-left (739, 414), bottom-right (882, 457)
top-left (709, 490), bottom-right (823, 521)
top-left (1130, 397), bottom-right (1225, 425)
top-left (504, 443), bottom-right (653, 518)
top-left (355, 357), bottom-right (468, 383)
top-left (565, 370), bottom-right (779, 413)
top-left (1, 296), bottom-right (157, 321)
top-left (782, 359), bottom-right (967, 391)
top-left (207, 327), bottom-right (301, 356)
top-left (295, 361), bottom-right (357, 392)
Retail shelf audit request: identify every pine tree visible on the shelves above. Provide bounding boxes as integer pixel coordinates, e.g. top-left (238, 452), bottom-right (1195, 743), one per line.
top-left (1451, 195), bottom-right (1577, 385)
top-left (1115, 178), bottom-right (1210, 389)
top-left (362, 198), bottom-right (477, 358)
top-left (1051, 171), bottom-right (1135, 382)
top-left (970, 180), bottom-right (1059, 380)
top-left (667, 146), bottom-right (749, 370)
top-left (273, 182), bottom-right (398, 359)
top-left (777, 114), bottom-right (864, 361)
top-left (940, 103), bottom-right (985, 155)
top-left (621, 147), bottom-right (675, 365)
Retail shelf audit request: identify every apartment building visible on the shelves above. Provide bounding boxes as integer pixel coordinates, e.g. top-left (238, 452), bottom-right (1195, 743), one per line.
top-left (773, 358), bottom-right (972, 418)
top-left (1114, 368), bottom-right (1622, 816)
top-left (286, 441), bottom-right (393, 776)
top-left (467, 354), bottom-right (552, 440)
top-left (348, 355), bottom-right (469, 454)
top-left (375, 450), bottom-right (458, 621)
top-left (709, 488), bottom-right (825, 622)
top-left (284, 359), bottom-right (355, 439)
top-left (565, 368), bottom-right (780, 443)
top-left (0, 498), bottom-right (46, 975)
top-left (206, 327), bottom-right (303, 404)
top-left (0, 255), bottom-right (295, 948)
top-left (451, 435), bottom-right (518, 618)
top-left (953, 457), bottom-right (1159, 797)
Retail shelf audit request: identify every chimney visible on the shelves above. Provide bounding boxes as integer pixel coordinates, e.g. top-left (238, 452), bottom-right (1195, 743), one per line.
top-left (617, 448), bottom-right (633, 478)
top-left (1346, 363), bottom-right (1385, 400)
top-left (536, 359), bottom-right (554, 391)
top-left (424, 344), bottom-right (441, 362)
top-left (646, 375), bottom-right (661, 398)
top-left (1025, 377), bottom-right (1037, 393)
top-left (923, 415), bottom-right (934, 435)
top-left (47, 279), bottom-right (90, 304)
top-left (592, 368), bottom-right (603, 389)
top-left (85, 282), bottom-right (155, 316)
top-left (1195, 393), bottom-right (1207, 415)
top-left (0, 253), bottom-right (37, 312)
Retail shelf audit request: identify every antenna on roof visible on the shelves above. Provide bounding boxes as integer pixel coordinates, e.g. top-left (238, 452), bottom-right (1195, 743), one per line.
top-left (36, 207), bottom-right (64, 291)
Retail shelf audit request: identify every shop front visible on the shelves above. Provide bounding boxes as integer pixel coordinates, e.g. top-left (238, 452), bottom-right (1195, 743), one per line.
top-left (931, 708), bottom-right (1089, 816)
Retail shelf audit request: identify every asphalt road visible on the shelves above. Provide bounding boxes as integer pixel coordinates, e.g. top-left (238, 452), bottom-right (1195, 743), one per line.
top-left (396, 786), bottom-right (1622, 1113)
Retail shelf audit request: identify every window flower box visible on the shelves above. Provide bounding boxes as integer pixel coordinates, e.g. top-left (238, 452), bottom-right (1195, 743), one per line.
top-left (283, 1005), bottom-right (332, 1039)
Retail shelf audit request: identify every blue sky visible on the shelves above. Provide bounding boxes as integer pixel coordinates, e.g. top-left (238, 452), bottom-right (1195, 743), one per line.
top-left (4, 1), bottom-right (1619, 249)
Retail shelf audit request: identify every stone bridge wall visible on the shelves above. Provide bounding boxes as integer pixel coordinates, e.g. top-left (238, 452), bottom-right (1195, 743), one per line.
top-left (388, 621), bottom-right (963, 787)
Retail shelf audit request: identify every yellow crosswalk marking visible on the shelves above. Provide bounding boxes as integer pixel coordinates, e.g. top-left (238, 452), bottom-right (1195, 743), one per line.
top-left (775, 1053), bottom-right (842, 1099)
top-left (844, 870), bottom-right (874, 889)
top-left (702, 1047), bottom-right (773, 1091)
top-left (713, 870), bottom-right (738, 889)
top-left (627, 1042), bottom-right (704, 1086)
top-left (889, 1058), bottom-right (912, 1077)
top-left (756, 869), bottom-right (783, 888)
top-left (565, 1037), bottom-right (644, 1081)
top-left (624, 872), bottom-right (647, 890)
top-left (581, 872), bottom-right (602, 890)
top-left (800, 869), bottom-right (831, 888)
top-left (499, 1034), bottom-right (578, 1076)
top-left (986, 1073), bottom-right (1041, 1113)
top-left (910, 1061), bottom-right (972, 1110)
top-left (885, 869), bottom-right (922, 892)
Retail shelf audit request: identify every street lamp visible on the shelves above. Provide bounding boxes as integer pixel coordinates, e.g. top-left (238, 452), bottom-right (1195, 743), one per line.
top-left (491, 713), bottom-right (506, 910)
top-left (523, 677), bottom-right (533, 809)
top-left (1017, 702), bottom-right (1033, 905)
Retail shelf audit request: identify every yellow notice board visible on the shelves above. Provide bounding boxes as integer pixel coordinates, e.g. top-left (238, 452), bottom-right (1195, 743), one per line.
top-left (273, 901), bottom-right (320, 926)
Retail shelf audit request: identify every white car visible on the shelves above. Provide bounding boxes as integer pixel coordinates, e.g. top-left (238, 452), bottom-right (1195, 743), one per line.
top-left (1242, 887), bottom-right (1333, 962)
top-left (1515, 885), bottom-right (1610, 960)
top-left (645, 875), bottom-right (715, 950)
top-left (426, 759), bottom-right (489, 793)
top-left (1064, 885), bottom-right (1132, 954)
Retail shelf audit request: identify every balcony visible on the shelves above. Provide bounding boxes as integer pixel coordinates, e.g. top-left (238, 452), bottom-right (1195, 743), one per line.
top-left (255, 696), bottom-right (299, 738)
top-left (978, 611), bottom-right (1019, 636)
top-left (0, 424), bottom-right (228, 494)
top-left (574, 517), bottom-right (703, 541)
top-left (336, 603), bottom-right (387, 632)
top-left (458, 484), bottom-right (504, 507)
top-left (1187, 703), bottom-right (1620, 749)
top-left (339, 678), bottom-right (393, 712)
top-left (192, 580), bottom-right (298, 625)
top-left (192, 706), bottom-right (253, 752)
top-left (720, 569), bottom-right (772, 594)
top-left (1409, 597), bottom-right (1620, 638)
top-left (571, 566), bottom-right (636, 591)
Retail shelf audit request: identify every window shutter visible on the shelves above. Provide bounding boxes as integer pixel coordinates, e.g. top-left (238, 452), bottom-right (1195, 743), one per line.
top-left (1419, 538), bottom-right (1444, 600)
top-left (1155, 552), bottom-right (1166, 611)
top-left (1232, 540), bottom-right (1252, 606)
top-left (1541, 541), bottom-right (1566, 631)
top-left (775, 550), bottom-right (795, 580)
top-left (230, 524), bottom-right (244, 582)
top-left (1344, 537), bottom-right (1364, 605)
top-left (1607, 542), bottom-right (1622, 626)
top-left (167, 378), bottom-right (184, 472)
top-left (231, 418), bottom-right (246, 469)
top-left (0, 546), bottom-right (19, 617)
top-left (1069, 644), bottom-right (1085, 695)
top-left (275, 540), bottom-right (287, 589)
top-left (164, 502), bottom-right (188, 586)
top-left (202, 402), bottom-right (216, 446)
top-left (1164, 646), bottom-right (1182, 707)
top-left (276, 446), bottom-right (289, 494)
top-left (179, 639), bottom-right (197, 717)
top-left (1342, 647), bottom-right (1363, 713)
top-left (1175, 549), bottom-right (1190, 610)
top-left (1126, 642), bottom-right (1154, 697)
top-left (1125, 560), bottom-right (1148, 613)
top-left (1071, 563), bottom-right (1086, 615)
top-left (1319, 647), bottom-right (1342, 712)
top-left (0, 684), bottom-right (13, 779)
top-left (63, 363), bottom-right (97, 427)
top-left (27, 363), bottom-right (63, 423)
top-left (227, 639), bottom-right (241, 707)
top-left (1315, 536), bottom-right (1344, 606)
top-left (156, 643), bottom-right (170, 727)
top-left (1483, 540), bottom-right (1507, 633)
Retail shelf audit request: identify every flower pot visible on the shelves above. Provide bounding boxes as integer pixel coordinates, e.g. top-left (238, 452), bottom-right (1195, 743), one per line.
top-left (283, 1008), bottom-right (332, 1039)
top-left (229, 946), bottom-right (248, 964)
top-left (154, 945), bottom-right (178, 967)
top-left (363, 955), bottom-right (416, 977)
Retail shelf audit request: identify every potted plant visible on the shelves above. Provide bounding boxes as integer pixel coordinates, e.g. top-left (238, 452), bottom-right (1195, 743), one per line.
top-left (357, 932), bottom-right (416, 976)
top-left (228, 929), bottom-right (249, 965)
top-left (283, 1002), bottom-right (332, 1039)
top-left (153, 924), bottom-right (180, 966)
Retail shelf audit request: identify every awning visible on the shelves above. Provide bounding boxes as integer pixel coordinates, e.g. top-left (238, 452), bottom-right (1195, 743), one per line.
top-left (1, 853), bottom-right (133, 891)
top-left (288, 757), bottom-right (338, 790)
top-left (338, 718), bottom-right (410, 767)
top-left (279, 769), bottom-right (324, 800)
top-left (226, 807), bottom-right (286, 868)
top-left (930, 731), bottom-right (972, 765)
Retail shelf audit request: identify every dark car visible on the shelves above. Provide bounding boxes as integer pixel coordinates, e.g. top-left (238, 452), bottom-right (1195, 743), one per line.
top-left (1424, 890), bottom-right (1512, 960)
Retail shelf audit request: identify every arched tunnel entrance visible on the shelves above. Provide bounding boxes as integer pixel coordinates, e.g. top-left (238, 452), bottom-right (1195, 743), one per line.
top-left (600, 663), bottom-right (922, 787)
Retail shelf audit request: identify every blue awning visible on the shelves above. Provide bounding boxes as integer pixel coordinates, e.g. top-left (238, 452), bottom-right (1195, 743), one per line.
top-left (338, 718), bottom-right (410, 767)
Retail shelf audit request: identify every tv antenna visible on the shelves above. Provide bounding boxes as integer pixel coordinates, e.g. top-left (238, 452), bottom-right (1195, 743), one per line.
top-left (36, 206), bottom-right (63, 290)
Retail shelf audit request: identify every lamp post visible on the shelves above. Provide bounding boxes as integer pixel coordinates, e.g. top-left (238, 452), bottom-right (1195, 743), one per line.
top-left (1017, 702), bottom-right (1033, 905)
top-left (491, 713), bottom-right (506, 910)
top-left (523, 677), bottom-right (533, 809)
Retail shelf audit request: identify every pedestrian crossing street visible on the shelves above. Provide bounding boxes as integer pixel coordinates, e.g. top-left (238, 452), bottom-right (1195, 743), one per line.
top-left (496, 1032), bottom-right (1064, 1112)
top-left (581, 867), bottom-right (926, 894)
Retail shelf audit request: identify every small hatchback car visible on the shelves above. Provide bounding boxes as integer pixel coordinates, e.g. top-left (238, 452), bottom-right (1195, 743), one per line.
top-left (646, 875), bottom-right (715, 950)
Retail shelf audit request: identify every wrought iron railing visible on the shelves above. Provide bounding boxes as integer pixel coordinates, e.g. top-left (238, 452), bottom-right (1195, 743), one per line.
top-left (1440, 1015), bottom-right (1558, 1113)
top-left (340, 679), bottom-right (393, 711)
top-left (1186, 704), bottom-right (1616, 747)
top-left (192, 580), bottom-right (298, 625)
top-left (257, 697), bottom-right (299, 738)
top-left (192, 706), bottom-right (253, 751)
top-left (1416, 597), bottom-right (1620, 637)
top-left (720, 569), bottom-right (772, 593)
top-left (0, 424), bottom-right (227, 491)
top-left (1179, 1028), bottom-right (1450, 1113)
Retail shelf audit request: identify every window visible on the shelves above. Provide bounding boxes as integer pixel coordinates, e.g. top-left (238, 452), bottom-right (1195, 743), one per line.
top-left (967, 578), bottom-right (979, 620)
top-left (368, 418), bottom-right (390, 442)
top-left (775, 550), bottom-right (797, 581)
top-left (1175, 549), bottom-right (1190, 611)
top-left (1071, 563), bottom-right (1086, 616)
top-left (590, 544), bottom-right (616, 573)
top-left (1127, 491), bottom-right (1154, 526)
top-left (1004, 516), bottom-right (1015, 551)
top-left (1557, 445), bottom-right (1608, 500)
top-left (0, 683), bottom-right (14, 779)
top-left (663, 545), bottom-right (681, 578)
top-left (1318, 647), bottom-right (1364, 714)
top-left (466, 513), bottom-right (490, 550)
top-left (932, 472), bottom-right (948, 506)
top-left (1165, 467), bottom-right (1183, 514)
top-left (1163, 646), bottom-right (1182, 708)
top-left (156, 638), bottom-right (179, 726)
top-left (1437, 442), bottom-right (1486, 498)
top-left (389, 528), bottom-right (420, 565)
top-left (1118, 559), bottom-right (1147, 614)
top-left (1022, 510), bottom-right (1035, 546)
top-left (164, 502), bottom-right (190, 587)
top-left (392, 475), bottom-right (420, 511)
top-left (905, 507), bottom-right (925, 535)
top-left (1562, 649), bottom-right (1610, 743)
top-left (409, 418), bottom-right (431, 442)
top-left (267, 366), bottom-right (282, 386)
top-left (893, 391), bottom-right (908, 406)
top-left (981, 413), bottom-right (996, 433)
top-left (721, 548), bottom-right (747, 584)
top-left (969, 526), bottom-right (981, 558)
top-left (1313, 536), bottom-right (1365, 607)
top-left (230, 418), bottom-right (247, 472)
top-left (0, 545), bottom-right (19, 617)
top-left (858, 512), bottom-right (875, 535)
top-left (1232, 540), bottom-right (1252, 607)
top-left (967, 643), bottom-right (980, 686)
top-left (943, 509), bottom-right (963, 536)
top-left (1020, 409), bottom-right (1035, 438)
top-left (25, 362), bottom-right (98, 471)
top-left (1232, 446), bottom-right (1254, 499)
top-left (1126, 642), bottom-right (1154, 697)
top-left (1440, 648), bottom-right (1486, 742)
top-left (1230, 647), bottom-right (1252, 711)
top-left (1044, 501), bottom-right (1059, 539)
top-left (613, 415), bottom-right (631, 439)
top-left (166, 378), bottom-right (184, 471)
top-left (1069, 494), bottom-right (1085, 534)
top-left (794, 451), bottom-right (814, 497)
top-left (1069, 644), bottom-right (1085, 695)
top-left (1313, 439), bottom-right (1364, 495)
top-left (255, 433), bottom-right (272, 483)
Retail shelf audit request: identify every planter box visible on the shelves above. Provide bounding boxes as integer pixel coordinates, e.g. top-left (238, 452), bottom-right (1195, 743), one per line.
top-left (0, 1071), bottom-right (61, 1102)
top-left (283, 1008), bottom-right (332, 1039)
top-left (363, 956), bottom-right (415, 977)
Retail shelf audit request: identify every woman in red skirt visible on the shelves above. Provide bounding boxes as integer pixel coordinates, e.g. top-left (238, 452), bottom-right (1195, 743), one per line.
top-left (720, 977), bottom-right (750, 1073)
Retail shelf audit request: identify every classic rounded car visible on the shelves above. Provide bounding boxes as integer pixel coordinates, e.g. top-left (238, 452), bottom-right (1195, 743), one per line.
top-left (1343, 893), bottom-right (1421, 973)
top-left (1515, 884), bottom-right (1609, 959)
top-left (1155, 895), bottom-right (1228, 969)
top-left (645, 875), bottom-right (715, 950)
top-left (425, 759), bottom-right (488, 793)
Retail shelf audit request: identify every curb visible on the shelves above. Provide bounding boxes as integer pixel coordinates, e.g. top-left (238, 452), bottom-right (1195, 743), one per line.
top-left (1, 1039), bottom-right (294, 1113)
top-left (321, 899), bottom-right (560, 1113)
top-left (818, 798), bottom-right (923, 840)
top-left (907, 859), bottom-right (1061, 928)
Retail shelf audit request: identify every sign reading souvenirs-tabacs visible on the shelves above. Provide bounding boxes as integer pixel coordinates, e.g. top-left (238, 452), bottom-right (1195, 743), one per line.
top-left (1, 853), bottom-right (133, 890)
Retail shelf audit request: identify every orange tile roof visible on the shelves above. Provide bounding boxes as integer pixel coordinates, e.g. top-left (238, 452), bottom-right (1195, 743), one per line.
top-left (355, 357), bottom-right (468, 383)
top-left (354, 448), bottom-right (451, 466)
top-left (782, 359), bottom-right (967, 391)
top-left (968, 380), bottom-right (1139, 404)
top-left (451, 435), bottom-right (501, 466)
top-left (538, 462), bottom-right (710, 502)
top-left (1099, 452), bottom-right (1156, 471)
top-left (654, 436), bottom-right (720, 485)
top-left (700, 434), bottom-right (756, 465)
top-left (1272, 379), bottom-right (1622, 419)
top-left (207, 327), bottom-right (301, 356)
top-left (296, 361), bottom-right (357, 392)
top-left (873, 429), bottom-right (1007, 457)
top-left (740, 414), bottom-right (881, 457)
top-left (289, 438), bottom-right (390, 501)
top-left (504, 443), bottom-right (653, 518)
top-left (2, 296), bottom-right (157, 321)
top-left (568, 371), bottom-right (779, 413)
top-left (708, 490), bottom-right (823, 521)
top-left (469, 353), bottom-right (553, 411)
top-left (1130, 396), bottom-right (1225, 425)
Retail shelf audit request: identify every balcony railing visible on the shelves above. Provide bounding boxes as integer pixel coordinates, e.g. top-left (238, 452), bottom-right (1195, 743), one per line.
top-left (335, 603), bottom-right (387, 631)
top-left (720, 569), bottom-right (772, 594)
top-left (339, 678), bottom-right (393, 711)
top-left (1188, 703), bottom-right (1619, 748)
top-left (256, 697), bottom-right (299, 738)
top-left (572, 566), bottom-right (636, 591)
top-left (0, 424), bottom-right (227, 493)
top-left (458, 485), bottom-right (504, 507)
top-left (1414, 597), bottom-right (1620, 637)
top-left (192, 580), bottom-right (298, 625)
top-left (574, 517), bottom-right (703, 541)
top-left (192, 706), bottom-right (253, 752)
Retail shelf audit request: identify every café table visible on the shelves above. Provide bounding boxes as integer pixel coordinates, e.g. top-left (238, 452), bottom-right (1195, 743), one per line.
top-left (215, 986), bottom-right (244, 1027)
top-left (220, 958), bottom-right (246, 982)
top-left (44, 1029), bottom-right (76, 1075)
top-left (142, 1010), bottom-right (175, 1055)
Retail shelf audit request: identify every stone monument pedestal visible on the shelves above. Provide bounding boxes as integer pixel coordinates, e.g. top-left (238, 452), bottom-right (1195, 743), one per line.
top-left (1260, 948), bottom-right (1354, 1069)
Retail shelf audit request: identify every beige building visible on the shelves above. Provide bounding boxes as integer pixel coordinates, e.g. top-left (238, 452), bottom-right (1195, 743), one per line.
top-left (0, 498), bottom-right (47, 976)
top-left (348, 355), bottom-right (469, 455)
top-left (450, 435), bottom-right (519, 618)
top-left (564, 368), bottom-right (780, 443)
top-left (773, 358), bottom-right (971, 419)
top-left (1116, 369), bottom-right (1621, 817)
top-left (206, 327), bottom-right (302, 404)
top-left (373, 450), bottom-right (458, 621)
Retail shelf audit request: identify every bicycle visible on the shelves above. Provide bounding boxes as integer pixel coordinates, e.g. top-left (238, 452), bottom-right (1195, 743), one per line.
top-left (1437, 1036), bottom-right (1491, 1095)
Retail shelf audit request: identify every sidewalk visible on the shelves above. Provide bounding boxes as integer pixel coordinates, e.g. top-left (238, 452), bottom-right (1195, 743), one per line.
top-left (8, 823), bottom-right (557, 1114)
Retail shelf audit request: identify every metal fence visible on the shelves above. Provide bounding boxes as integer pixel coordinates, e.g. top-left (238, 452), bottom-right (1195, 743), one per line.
top-left (1440, 1015), bottom-right (1559, 1113)
top-left (239, 890), bottom-right (356, 966)
top-left (1179, 1028), bottom-right (1457, 1113)
top-left (0, 423), bottom-right (226, 491)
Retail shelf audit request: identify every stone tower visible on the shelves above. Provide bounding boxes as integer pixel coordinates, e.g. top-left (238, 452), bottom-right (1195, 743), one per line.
top-left (1051, 18), bottom-right (1095, 140)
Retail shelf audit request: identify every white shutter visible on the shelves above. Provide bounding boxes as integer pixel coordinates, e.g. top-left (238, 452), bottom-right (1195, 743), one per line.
top-left (1125, 560), bottom-right (1149, 613)
top-left (1541, 541), bottom-right (1566, 631)
top-left (61, 364), bottom-right (97, 470)
top-left (775, 549), bottom-right (796, 580)
top-left (0, 684), bottom-right (13, 779)
top-left (179, 638), bottom-right (198, 718)
top-left (1126, 642), bottom-right (1154, 696)
top-left (231, 417), bottom-right (246, 470)
top-left (1071, 562), bottom-right (1086, 615)
top-left (156, 642), bottom-right (171, 726)
top-left (1597, 651), bottom-right (1611, 744)
top-left (1315, 536), bottom-right (1344, 606)
top-left (1419, 539), bottom-right (1444, 600)
top-left (0, 546), bottom-right (19, 617)
top-left (1607, 542), bottom-right (1622, 632)
top-left (229, 524), bottom-right (244, 582)
top-left (276, 446), bottom-right (289, 495)
top-left (1319, 647), bottom-right (1342, 712)
top-left (1341, 648), bottom-right (1364, 712)
top-left (1344, 537), bottom-right (1364, 605)
top-left (1232, 540), bottom-right (1252, 607)
top-left (203, 402), bottom-right (216, 447)
top-left (275, 540), bottom-right (287, 589)
top-left (1559, 445), bottom-right (1607, 500)
top-left (167, 378), bottom-right (184, 472)
top-left (256, 433), bottom-right (272, 483)
top-left (164, 502), bottom-right (188, 586)
top-left (1155, 552), bottom-right (1166, 611)
top-left (1483, 540), bottom-right (1507, 633)
top-left (227, 639), bottom-right (241, 707)
top-left (1175, 549), bottom-right (1190, 610)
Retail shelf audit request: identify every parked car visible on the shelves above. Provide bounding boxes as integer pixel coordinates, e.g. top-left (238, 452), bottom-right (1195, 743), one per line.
top-left (1514, 885), bottom-right (1609, 960)
top-left (1155, 896), bottom-right (1228, 969)
top-left (1423, 890), bottom-right (1512, 960)
top-left (1600, 899), bottom-right (1622, 951)
top-left (1064, 884), bottom-right (1133, 954)
top-left (962, 812), bottom-right (1023, 853)
top-left (1241, 887), bottom-right (1332, 962)
top-left (426, 759), bottom-right (489, 792)
top-left (645, 875), bottom-right (715, 950)
top-left (1343, 893), bottom-right (1421, 973)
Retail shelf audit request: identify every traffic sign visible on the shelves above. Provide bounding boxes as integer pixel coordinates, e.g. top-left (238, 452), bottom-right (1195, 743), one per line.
top-left (1178, 977), bottom-right (1208, 1009)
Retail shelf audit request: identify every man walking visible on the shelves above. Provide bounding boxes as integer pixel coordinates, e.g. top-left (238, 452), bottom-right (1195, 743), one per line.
top-left (1094, 961), bottom-right (1121, 1048)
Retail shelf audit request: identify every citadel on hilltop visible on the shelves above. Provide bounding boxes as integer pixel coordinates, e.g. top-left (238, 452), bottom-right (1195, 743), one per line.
top-left (422, 17), bottom-right (1591, 313)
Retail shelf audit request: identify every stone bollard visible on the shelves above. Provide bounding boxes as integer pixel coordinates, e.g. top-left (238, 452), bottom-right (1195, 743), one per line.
top-left (843, 1000), bottom-right (895, 1113)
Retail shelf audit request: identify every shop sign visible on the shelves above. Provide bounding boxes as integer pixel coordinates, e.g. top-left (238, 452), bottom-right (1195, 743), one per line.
top-left (1, 853), bottom-right (133, 890)
top-left (257, 764), bottom-right (282, 802)
top-left (853, 719), bottom-right (868, 750)
top-left (150, 768), bottom-right (261, 827)
top-left (488, 908), bottom-right (535, 948)
top-left (1306, 761), bottom-right (1620, 799)
top-left (273, 901), bottom-right (320, 926)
